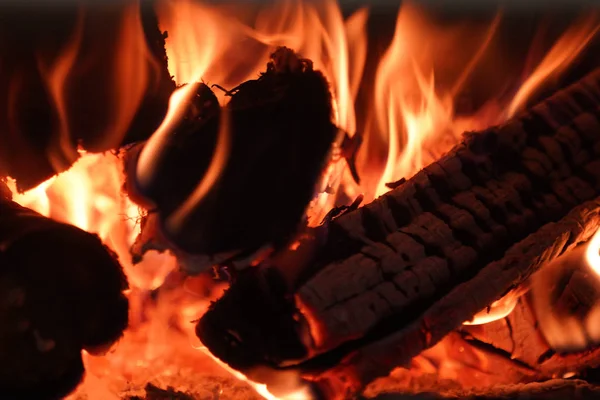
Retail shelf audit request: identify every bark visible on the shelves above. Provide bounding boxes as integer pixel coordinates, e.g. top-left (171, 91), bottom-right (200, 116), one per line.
top-left (0, 183), bottom-right (129, 399)
top-left (365, 379), bottom-right (600, 400)
top-left (197, 68), bottom-right (600, 398)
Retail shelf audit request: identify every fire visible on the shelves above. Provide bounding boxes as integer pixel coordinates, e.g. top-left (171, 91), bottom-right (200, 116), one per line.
top-left (5, 0), bottom-right (600, 398)
top-left (28, 3), bottom-right (157, 176)
top-left (527, 228), bottom-right (600, 353)
top-left (463, 289), bottom-right (522, 326)
top-left (587, 228), bottom-right (600, 276)
top-left (506, 14), bottom-right (600, 118)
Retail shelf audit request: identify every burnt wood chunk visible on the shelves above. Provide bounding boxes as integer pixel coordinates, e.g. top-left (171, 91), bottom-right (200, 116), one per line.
top-left (0, 183), bottom-right (129, 399)
top-left (198, 69), bottom-right (600, 399)
top-left (126, 47), bottom-right (337, 265)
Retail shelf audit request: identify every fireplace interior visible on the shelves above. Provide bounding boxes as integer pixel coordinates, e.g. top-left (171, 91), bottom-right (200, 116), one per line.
top-left (2, 0), bottom-right (600, 399)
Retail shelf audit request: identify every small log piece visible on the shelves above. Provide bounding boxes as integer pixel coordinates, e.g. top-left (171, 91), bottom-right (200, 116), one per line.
top-left (125, 47), bottom-right (337, 263)
top-left (0, 183), bottom-right (129, 399)
top-left (197, 68), bottom-right (600, 398)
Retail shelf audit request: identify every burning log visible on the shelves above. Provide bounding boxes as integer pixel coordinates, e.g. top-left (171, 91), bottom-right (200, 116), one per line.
top-left (126, 47), bottom-right (337, 261)
top-left (197, 67), bottom-right (600, 398)
top-left (0, 183), bottom-right (129, 399)
top-left (366, 379), bottom-right (600, 400)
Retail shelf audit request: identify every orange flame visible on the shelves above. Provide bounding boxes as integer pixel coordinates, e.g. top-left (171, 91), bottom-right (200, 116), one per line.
top-left (29, 3), bottom-right (157, 173)
top-left (372, 6), bottom-right (503, 198)
top-left (136, 83), bottom-right (203, 190)
top-left (463, 289), bottom-right (522, 326)
top-left (506, 14), bottom-right (600, 118)
top-left (586, 228), bottom-right (600, 276)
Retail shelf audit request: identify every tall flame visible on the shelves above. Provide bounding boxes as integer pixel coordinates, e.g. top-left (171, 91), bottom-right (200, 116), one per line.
top-left (36, 9), bottom-right (84, 172)
top-left (507, 14), bottom-right (600, 118)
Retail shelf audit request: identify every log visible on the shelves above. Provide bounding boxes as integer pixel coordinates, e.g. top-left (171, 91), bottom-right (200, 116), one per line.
top-left (0, 183), bottom-right (129, 399)
top-left (196, 68), bottom-right (600, 398)
top-left (126, 47), bottom-right (337, 262)
top-left (364, 379), bottom-right (600, 400)
top-left (124, 379), bottom-right (600, 400)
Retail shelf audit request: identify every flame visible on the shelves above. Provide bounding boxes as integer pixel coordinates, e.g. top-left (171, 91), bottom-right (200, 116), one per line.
top-left (463, 289), bottom-right (522, 326)
top-left (36, 9), bottom-right (84, 172)
top-left (197, 346), bottom-right (312, 400)
top-left (6, 0), bottom-right (600, 398)
top-left (136, 83), bottom-right (203, 190)
top-left (529, 235), bottom-right (600, 352)
top-left (506, 14), bottom-right (600, 118)
top-left (371, 6), bottom-right (504, 198)
top-left (27, 3), bottom-right (158, 173)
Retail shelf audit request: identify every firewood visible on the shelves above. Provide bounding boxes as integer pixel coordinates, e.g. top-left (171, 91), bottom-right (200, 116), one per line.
top-left (126, 47), bottom-right (337, 263)
top-left (0, 183), bottom-right (129, 399)
top-left (197, 68), bottom-right (600, 398)
top-left (364, 379), bottom-right (600, 400)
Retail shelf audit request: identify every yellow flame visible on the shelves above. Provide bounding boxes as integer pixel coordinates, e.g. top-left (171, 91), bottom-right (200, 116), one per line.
top-left (196, 346), bottom-right (313, 400)
top-left (463, 289), bottom-right (521, 326)
top-left (136, 83), bottom-right (201, 191)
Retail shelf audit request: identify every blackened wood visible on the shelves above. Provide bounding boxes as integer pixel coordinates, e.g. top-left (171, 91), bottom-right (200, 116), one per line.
top-left (365, 379), bottom-right (600, 400)
top-left (127, 47), bottom-right (336, 260)
top-left (312, 198), bottom-right (600, 400)
top-left (0, 183), bottom-right (129, 398)
top-left (196, 69), bottom-right (600, 397)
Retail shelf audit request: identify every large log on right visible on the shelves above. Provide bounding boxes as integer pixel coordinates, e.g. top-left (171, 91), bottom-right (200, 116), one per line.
top-left (366, 379), bottom-right (600, 400)
top-left (197, 68), bottom-right (600, 398)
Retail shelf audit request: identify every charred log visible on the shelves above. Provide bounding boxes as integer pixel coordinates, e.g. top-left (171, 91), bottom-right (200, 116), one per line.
top-left (126, 47), bottom-right (337, 261)
top-left (197, 68), bottom-right (600, 398)
top-left (0, 183), bottom-right (129, 399)
top-left (366, 379), bottom-right (600, 400)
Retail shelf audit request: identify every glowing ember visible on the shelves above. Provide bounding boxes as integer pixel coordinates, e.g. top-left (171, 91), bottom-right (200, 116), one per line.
top-left (197, 346), bottom-right (313, 400)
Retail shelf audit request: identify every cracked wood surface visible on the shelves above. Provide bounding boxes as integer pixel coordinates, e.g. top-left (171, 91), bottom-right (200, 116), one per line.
top-left (312, 197), bottom-right (600, 399)
top-left (198, 69), bottom-right (600, 399)
top-left (299, 70), bottom-right (600, 353)
top-left (364, 379), bottom-right (600, 400)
